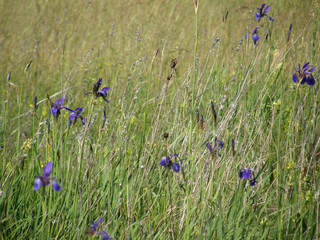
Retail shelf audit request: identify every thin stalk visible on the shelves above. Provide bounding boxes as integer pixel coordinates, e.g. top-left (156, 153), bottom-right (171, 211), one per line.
top-left (186, 2), bottom-right (198, 238)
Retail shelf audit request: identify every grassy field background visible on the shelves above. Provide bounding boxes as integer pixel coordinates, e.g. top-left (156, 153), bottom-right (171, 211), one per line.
top-left (1, 0), bottom-right (320, 239)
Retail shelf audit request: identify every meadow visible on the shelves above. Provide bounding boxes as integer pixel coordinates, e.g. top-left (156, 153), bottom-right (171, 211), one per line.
top-left (1, 0), bottom-right (320, 239)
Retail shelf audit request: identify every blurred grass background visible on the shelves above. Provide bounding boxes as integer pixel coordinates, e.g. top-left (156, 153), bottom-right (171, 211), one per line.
top-left (1, 0), bottom-right (320, 239)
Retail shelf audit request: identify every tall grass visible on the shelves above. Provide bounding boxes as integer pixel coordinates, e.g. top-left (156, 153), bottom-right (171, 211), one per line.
top-left (1, 0), bottom-right (320, 239)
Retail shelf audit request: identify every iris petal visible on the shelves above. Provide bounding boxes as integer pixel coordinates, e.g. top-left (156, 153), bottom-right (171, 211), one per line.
top-left (171, 163), bottom-right (180, 173)
top-left (264, 6), bottom-right (271, 13)
top-left (243, 169), bottom-right (251, 180)
top-left (160, 157), bottom-right (167, 167)
top-left (255, 12), bottom-right (260, 21)
top-left (292, 72), bottom-right (298, 83)
top-left (33, 178), bottom-right (42, 191)
top-left (306, 76), bottom-right (315, 86)
top-left (97, 231), bottom-right (111, 240)
top-left (52, 180), bottom-right (61, 191)
top-left (43, 162), bottom-right (53, 177)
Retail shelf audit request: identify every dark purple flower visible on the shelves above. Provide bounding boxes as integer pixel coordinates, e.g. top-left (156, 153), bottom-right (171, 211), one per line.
top-left (210, 101), bottom-right (217, 123)
top-left (89, 218), bottom-right (103, 236)
top-left (292, 62), bottom-right (316, 86)
top-left (216, 140), bottom-right (224, 149)
top-left (200, 114), bottom-right (204, 130)
top-left (68, 108), bottom-right (86, 126)
top-left (250, 177), bottom-right (256, 186)
top-left (25, 60), bottom-right (33, 72)
top-left (101, 106), bottom-right (107, 129)
top-left (239, 168), bottom-right (256, 186)
top-left (287, 24), bottom-right (292, 42)
top-left (34, 96), bottom-right (38, 110)
top-left (87, 78), bottom-right (110, 102)
top-left (252, 27), bottom-right (260, 46)
top-left (206, 142), bottom-right (215, 154)
top-left (196, 109), bottom-right (200, 123)
top-left (160, 154), bottom-right (180, 173)
top-left (231, 139), bottom-right (236, 155)
top-left (50, 97), bottom-right (72, 116)
top-left (93, 78), bottom-right (102, 93)
top-left (34, 161), bottom-right (61, 191)
top-left (255, 3), bottom-right (274, 22)
top-left (97, 231), bottom-right (111, 240)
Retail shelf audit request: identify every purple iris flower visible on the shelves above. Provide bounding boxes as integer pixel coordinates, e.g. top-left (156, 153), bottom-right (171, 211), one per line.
top-left (160, 154), bottom-right (180, 173)
top-left (239, 168), bottom-right (256, 186)
top-left (34, 161), bottom-right (61, 191)
top-left (50, 97), bottom-right (71, 116)
top-left (216, 140), bottom-right (224, 149)
top-left (252, 27), bottom-right (259, 46)
top-left (255, 3), bottom-right (274, 22)
top-left (206, 140), bottom-right (224, 154)
top-left (89, 218), bottom-right (103, 236)
top-left (89, 218), bottom-right (111, 239)
top-left (292, 62), bottom-right (316, 86)
top-left (68, 108), bottom-right (86, 126)
top-left (87, 78), bottom-right (110, 102)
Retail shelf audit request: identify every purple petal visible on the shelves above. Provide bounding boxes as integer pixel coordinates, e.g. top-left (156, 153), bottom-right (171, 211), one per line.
top-left (96, 218), bottom-right (103, 225)
top-left (52, 180), bottom-right (61, 191)
top-left (171, 163), bottom-right (180, 173)
top-left (101, 87), bottom-right (110, 92)
top-left (243, 169), bottom-right (251, 180)
top-left (302, 62), bottom-right (310, 71)
top-left (206, 142), bottom-right (214, 153)
top-left (43, 162), bottom-right (53, 177)
top-left (267, 15), bottom-right (274, 21)
top-left (261, 3), bottom-right (266, 10)
top-left (217, 140), bottom-right (224, 149)
top-left (33, 178), bottom-right (42, 191)
top-left (160, 157), bottom-right (167, 167)
top-left (264, 5), bottom-right (271, 13)
top-left (70, 112), bottom-right (76, 122)
top-left (239, 170), bottom-right (243, 179)
top-left (102, 98), bottom-right (110, 103)
top-left (170, 154), bottom-right (178, 158)
top-left (81, 117), bottom-right (86, 126)
top-left (245, 33), bottom-right (248, 39)
top-left (292, 72), bottom-right (298, 83)
top-left (250, 178), bottom-right (256, 186)
top-left (51, 107), bottom-right (58, 115)
top-left (56, 97), bottom-right (64, 107)
top-left (301, 76), bottom-right (307, 85)
top-left (91, 218), bottom-right (102, 228)
top-left (306, 75), bottom-right (315, 86)
top-left (308, 66), bottom-right (316, 73)
top-left (255, 12), bottom-right (260, 21)
top-left (62, 107), bottom-right (74, 112)
top-left (252, 33), bottom-right (259, 46)
top-left (75, 108), bottom-right (83, 115)
top-left (97, 231), bottom-right (111, 240)
top-left (98, 90), bottom-right (107, 97)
